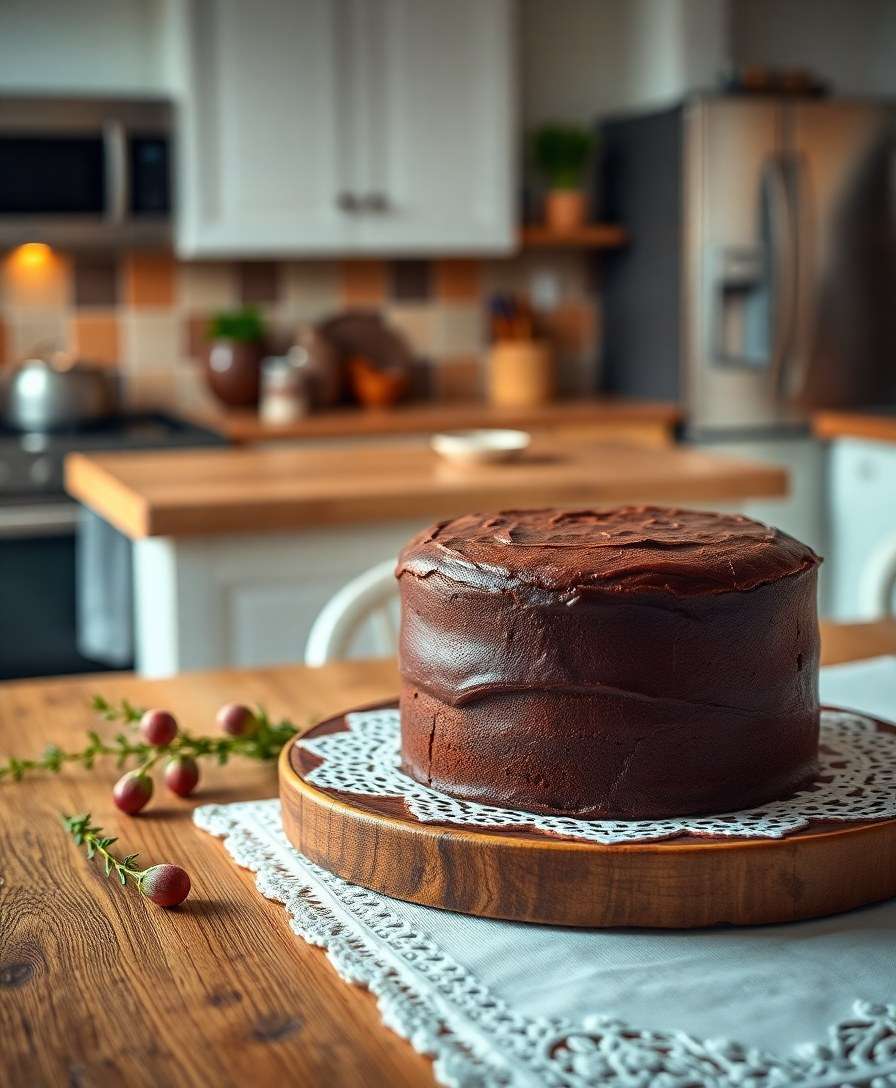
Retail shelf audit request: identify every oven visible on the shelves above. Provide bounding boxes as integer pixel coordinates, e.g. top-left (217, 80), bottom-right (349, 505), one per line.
top-left (0, 415), bottom-right (227, 681)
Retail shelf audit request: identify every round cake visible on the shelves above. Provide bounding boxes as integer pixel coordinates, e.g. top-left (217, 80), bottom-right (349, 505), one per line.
top-left (396, 506), bottom-right (822, 820)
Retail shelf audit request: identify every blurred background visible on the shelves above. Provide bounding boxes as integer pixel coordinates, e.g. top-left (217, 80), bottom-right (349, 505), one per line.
top-left (1, 0), bottom-right (895, 682)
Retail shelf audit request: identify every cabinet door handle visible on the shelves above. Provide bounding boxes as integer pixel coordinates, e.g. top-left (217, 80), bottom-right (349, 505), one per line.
top-left (362, 193), bottom-right (389, 213)
top-left (336, 192), bottom-right (360, 212)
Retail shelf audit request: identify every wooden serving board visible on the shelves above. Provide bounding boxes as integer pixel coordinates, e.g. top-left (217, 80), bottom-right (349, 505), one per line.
top-left (279, 704), bottom-right (896, 929)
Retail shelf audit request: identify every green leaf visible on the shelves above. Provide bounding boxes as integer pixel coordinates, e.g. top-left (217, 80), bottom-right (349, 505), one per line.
top-left (118, 869), bottom-right (127, 886)
top-left (209, 305), bottom-right (265, 343)
top-left (531, 123), bottom-right (594, 189)
top-left (104, 856), bottom-right (112, 876)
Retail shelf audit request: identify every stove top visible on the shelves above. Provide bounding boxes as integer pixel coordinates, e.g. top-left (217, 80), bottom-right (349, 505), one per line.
top-left (0, 412), bottom-right (229, 507)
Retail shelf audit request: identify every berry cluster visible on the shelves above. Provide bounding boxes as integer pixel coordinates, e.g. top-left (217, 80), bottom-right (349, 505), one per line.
top-left (1, 698), bottom-right (299, 802)
top-left (113, 703), bottom-right (265, 815)
top-left (6, 697), bottom-right (301, 915)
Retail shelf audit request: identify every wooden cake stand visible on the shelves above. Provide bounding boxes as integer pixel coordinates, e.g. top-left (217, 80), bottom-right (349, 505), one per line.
top-left (279, 703), bottom-right (896, 929)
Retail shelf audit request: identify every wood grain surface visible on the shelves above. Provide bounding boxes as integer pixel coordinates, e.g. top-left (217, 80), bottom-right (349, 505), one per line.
top-left (0, 658), bottom-right (417, 1088)
top-left (813, 409), bottom-right (896, 444)
top-left (188, 396), bottom-right (679, 445)
top-left (64, 437), bottom-right (786, 540)
top-left (282, 707), bottom-right (896, 929)
top-left (3, 621), bottom-right (895, 1087)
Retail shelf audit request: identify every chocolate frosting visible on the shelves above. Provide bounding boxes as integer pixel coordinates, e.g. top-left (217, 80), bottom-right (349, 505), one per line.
top-left (397, 506), bottom-right (822, 820)
top-left (397, 507), bottom-right (820, 596)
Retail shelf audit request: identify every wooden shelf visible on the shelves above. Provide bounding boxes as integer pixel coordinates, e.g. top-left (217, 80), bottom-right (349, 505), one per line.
top-left (519, 223), bottom-right (629, 249)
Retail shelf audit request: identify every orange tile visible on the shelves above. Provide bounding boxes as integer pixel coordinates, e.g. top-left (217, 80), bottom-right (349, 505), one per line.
top-left (71, 312), bottom-right (121, 365)
top-left (434, 354), bottom-right (483, 401)
top-left (433, 259), bottom-right (481, 301)
top-left (123, 251), bottom-right (176, 307)
top-left (340, 260), bottom-right (388, 305)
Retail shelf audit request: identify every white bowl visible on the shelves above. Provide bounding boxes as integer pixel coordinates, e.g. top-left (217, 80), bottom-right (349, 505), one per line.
top-left (430, 428), bottom-right (531, 465)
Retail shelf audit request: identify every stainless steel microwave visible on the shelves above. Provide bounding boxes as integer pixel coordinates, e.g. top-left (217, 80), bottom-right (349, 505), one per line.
top-left (0, 97), bottom-right (172, 248)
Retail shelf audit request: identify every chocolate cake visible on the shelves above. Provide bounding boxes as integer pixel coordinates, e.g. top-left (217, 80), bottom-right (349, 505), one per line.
top-left (396, 507), bottom-right (821, 820)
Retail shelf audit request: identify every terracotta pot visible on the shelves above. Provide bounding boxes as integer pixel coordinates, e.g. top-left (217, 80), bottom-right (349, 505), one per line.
top-left (204, 340), bottom-right (263, 407)
top-left (544, 189), bottom-right (587, 232)
top-left (348, 356), bottom-right (410, 408)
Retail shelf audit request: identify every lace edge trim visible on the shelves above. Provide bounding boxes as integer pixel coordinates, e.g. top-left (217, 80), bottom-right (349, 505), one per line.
top-left (193, 803), bottom-right (513, 1088)
top-left (194, 801), bottom-right (896, 1088)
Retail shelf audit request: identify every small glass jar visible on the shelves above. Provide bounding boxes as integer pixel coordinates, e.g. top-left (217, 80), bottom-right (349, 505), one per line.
top-left (259, 348), bottom-right (312, 424)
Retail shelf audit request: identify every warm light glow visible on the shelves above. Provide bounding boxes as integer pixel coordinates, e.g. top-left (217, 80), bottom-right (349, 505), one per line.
top-left (11, 242), bottom-right (53, 268)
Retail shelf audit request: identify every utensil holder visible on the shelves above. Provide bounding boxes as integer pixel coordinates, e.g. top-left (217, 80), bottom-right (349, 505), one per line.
top-left (487, 341), bottom-right (553, 407)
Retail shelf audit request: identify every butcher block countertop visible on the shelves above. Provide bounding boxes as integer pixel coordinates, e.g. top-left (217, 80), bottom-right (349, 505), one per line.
top-left (813, 409), bottom-right (896, 444)
top-left (3, 619), bottom-right (896, 1088)
top-left (65, 437), bottom-right (787, 539)
top-left (189, 397), bottom-right (682, 445)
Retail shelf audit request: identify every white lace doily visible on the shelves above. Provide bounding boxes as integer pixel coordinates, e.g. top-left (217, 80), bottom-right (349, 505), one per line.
top-left (297, 706), bottom-right (896, 844)
top-left (195, 798), bottom-right (896, 1088)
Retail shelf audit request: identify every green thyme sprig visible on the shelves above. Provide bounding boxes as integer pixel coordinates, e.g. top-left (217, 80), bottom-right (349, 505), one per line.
top-left (62, 813), bottom-right (191, 906)
top-left (91, 695), bottom-right (144, 724)
top-left (62, 813), bottom-right (142, 886)
top-left (0, 701), bottom-right (299, 783)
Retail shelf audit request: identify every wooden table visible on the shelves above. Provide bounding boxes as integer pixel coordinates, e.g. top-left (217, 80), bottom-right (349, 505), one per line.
top-left (4, 620), bottom-right (894, 1088)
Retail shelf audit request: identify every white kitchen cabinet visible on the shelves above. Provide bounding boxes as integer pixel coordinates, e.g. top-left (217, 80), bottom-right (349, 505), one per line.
top-left (349, 0), bottom-right (515, 253)
top-left (828, 439), bottom-right (896, 620)
top-left (174, 0), bottom-right (515, 257)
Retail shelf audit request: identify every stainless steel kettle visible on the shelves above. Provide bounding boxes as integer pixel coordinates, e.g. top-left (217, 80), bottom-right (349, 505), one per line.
top-left (3, 353), bottom-right (122, 432)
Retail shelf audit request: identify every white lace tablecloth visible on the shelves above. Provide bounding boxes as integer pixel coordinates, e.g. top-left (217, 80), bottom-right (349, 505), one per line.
top-left (195, 657), bottom-right (896, 1088)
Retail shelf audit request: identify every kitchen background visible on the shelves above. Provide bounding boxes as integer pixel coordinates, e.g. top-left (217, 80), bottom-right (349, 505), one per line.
top-left (2, 0), bottom-right (896, 682)
top-left (4, 0), bottom-right (895, 415)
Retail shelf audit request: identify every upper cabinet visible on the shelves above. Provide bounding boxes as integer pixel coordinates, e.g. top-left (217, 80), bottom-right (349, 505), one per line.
top-left (174, 0), bottom-right (515, 257)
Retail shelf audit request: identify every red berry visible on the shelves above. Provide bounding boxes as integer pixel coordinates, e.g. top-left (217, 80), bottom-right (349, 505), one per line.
top-left (164, 755), bottom-right (200, 798)
top-left (139, 709), bottom-right (178, 747)
top-left (112, 770), bottom-right (153, 815)
top-left (138, 864), bottom-right (191, 907)
top-left (216, 703), bottom-right (255, 737)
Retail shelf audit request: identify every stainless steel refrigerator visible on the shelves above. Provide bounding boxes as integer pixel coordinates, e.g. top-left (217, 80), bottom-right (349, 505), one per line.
top-left (599, 94), bottom-right (895, 567)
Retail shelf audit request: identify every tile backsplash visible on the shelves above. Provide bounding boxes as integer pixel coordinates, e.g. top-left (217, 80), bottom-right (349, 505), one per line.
top-left (0, 248), bottom-right (600, 410)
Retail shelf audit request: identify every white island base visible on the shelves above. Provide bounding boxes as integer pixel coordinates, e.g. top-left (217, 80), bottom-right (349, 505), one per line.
top-left (133, 521), bottom-right (419, 677)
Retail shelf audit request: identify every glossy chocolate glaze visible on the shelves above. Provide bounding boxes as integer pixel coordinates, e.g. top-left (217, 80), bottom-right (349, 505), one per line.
top-left (397, 507), bottom-right (822, 820)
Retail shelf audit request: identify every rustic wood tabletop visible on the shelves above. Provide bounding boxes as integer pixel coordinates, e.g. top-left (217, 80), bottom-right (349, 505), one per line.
top-left (2, 620), bottom-right (895, 1087)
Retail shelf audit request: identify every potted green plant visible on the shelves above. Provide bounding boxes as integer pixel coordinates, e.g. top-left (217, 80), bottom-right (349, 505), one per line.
top-left (532, 123), bottom-right (595, 232)
top-left (204, 305), bottom-right (266, 408)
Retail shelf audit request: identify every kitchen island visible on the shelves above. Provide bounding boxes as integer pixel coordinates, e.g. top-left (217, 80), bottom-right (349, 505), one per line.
top-left (3, 620), bottom-right (895, 1088)
top-left (66, 437), bottom-right (787, 676)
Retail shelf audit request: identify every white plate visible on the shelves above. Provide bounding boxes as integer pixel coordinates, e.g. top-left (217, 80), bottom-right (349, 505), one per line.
top-left (430, 428), bottom-right (531, 465)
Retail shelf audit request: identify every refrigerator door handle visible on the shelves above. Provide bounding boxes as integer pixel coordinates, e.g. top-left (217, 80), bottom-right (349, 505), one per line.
top-left (763, 155), bottom-right (798, 391)
top-left (786, 151), bottom-right (815, 399)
